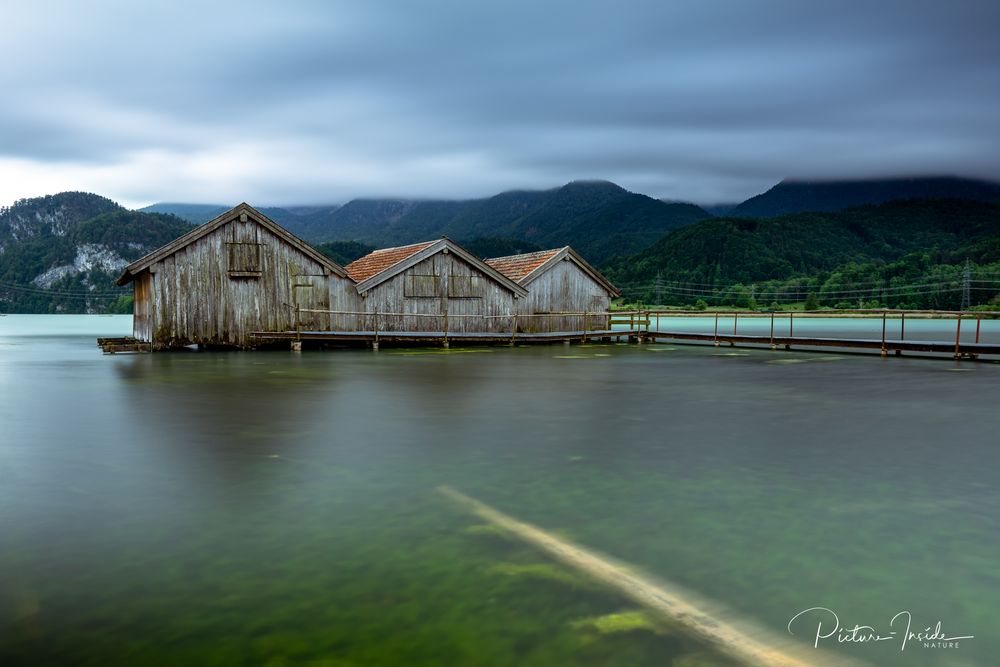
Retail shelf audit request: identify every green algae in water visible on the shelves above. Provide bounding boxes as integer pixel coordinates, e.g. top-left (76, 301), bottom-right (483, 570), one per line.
top-left (464, 523), bottom-right (511, 539)
top-left (571, 610), bottom-right (663, 635)
top-left (489, 562), bottom-right (587, 588)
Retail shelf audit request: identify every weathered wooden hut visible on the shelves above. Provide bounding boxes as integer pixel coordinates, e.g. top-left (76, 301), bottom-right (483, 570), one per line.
top-left (486, 246), bottom-right (620, 332)
top-left (116, 203), bottom-right (357, 349)
top-left (344, 238), bottom-right (528, 333)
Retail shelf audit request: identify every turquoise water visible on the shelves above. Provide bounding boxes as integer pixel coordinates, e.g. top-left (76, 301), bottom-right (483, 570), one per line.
top-left (645, 313), bottom-right (999, 344)
top-left (1, 315), bottom-right (997, 666)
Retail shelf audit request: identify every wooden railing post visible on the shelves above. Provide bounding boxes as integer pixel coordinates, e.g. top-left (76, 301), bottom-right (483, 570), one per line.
top-left (881, 310), bottom-right (887, 356)
top-left (954, 314), bottom-right (962, 359)
top-left (443, 308), bottom-right (449, 348)
top-left (373, 309), bottom-right (380, 351)
top-left (583, 311), bottom-right (589, 342)
top-left (510, 314), bottom-right (518, 345)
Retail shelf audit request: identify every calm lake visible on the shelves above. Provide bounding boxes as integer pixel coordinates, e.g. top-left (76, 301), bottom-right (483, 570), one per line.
top-left (1, 315), bottom-right (997, 667)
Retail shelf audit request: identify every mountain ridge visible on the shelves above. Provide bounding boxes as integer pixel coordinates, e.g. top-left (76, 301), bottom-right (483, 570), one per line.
top-left (730, 176), bottom-right (1000, 218)
top-left (143, 180), bottom-right (711, 264)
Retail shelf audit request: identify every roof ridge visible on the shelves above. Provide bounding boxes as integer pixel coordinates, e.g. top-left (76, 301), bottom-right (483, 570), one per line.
top-left (486, 247), bottom-right (562, 262)
top-left (367, 239), bottom-right (438, 253)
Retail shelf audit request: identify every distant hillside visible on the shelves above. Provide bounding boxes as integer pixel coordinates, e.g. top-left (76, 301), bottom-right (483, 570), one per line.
top-left (460, 237), bottom-right (544, 259)
top-left (140, 202), bottom-right (327, 233)
top-left (140, 202), bottom-right (230, 224)
top-left (604, 198), bottom-right (1000, 310)
top-left (314, 240), bottom-right (376, 266)
top-left (1, 193), bottom-right (192, 313)
top-left (731, 176), bottom-right (1000, 218)
top-left (144, 181), bottom-right (712, 264)
top-left (1, 192), bottom-right (121, 242)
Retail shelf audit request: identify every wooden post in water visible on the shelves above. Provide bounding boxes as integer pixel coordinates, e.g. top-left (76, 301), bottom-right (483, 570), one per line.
top-left (954, 314), bottom-right (962, 359)
top-left (900, 311), bottom-right (905, 340)
top-left (713, 312), bottom-right (719, 346)
top-left (976, 317), bottom-right (981, 344)
top-left (293, 304), bottom-right (302, 352)
top-left (786, 312), bottom-right (793, 350)
top-left (880, 311), bottom-right (887, 357)
top-left (770, 312), bottom-right (775, 349)
top-left (442, 308), bottom-right (449, 349)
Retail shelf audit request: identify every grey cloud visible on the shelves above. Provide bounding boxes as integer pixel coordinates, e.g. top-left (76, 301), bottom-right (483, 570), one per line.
top-left (1, 0), bottom-right (999, 206)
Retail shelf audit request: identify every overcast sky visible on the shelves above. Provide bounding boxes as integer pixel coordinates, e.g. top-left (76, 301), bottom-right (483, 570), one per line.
top-left (2, 0), bottom-right (999, 208)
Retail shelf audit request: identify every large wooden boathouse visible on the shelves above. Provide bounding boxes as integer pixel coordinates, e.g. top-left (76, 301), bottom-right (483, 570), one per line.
top-left (116, 203), bottom-right (356, 349)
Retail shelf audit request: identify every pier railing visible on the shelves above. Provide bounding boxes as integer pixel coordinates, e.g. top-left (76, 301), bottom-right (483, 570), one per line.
top-left (266, 305), bottom-right (998, 358)
top-left (635, 308), bottom-right (999, 358)
top-left (291, 307), bottom-right (616, 341)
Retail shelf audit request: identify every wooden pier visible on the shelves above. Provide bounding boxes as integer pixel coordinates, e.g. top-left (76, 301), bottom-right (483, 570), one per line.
top-left (248, 307), bottom-right (1000, 359)
top-left (102, 307), bottom-right (999, 360)
top-left (640, 308), bottom-right (1000, 360)
top-left (97, 336), bottom-right (151, 354)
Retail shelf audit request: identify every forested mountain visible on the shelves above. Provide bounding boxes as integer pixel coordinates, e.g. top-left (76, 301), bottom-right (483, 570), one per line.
top-left (1, 193), bottom-right (192, 313)
top-left (313, 240), bottom-right (376, 266)
top-left (730, 176), bottom-right (1000, 218)
top-left (1, 192), bottom-right (121, 242)
top-left (604, 199), bottom-right (1000, 310)
top-left (145, 181), bottom-right (711, 264)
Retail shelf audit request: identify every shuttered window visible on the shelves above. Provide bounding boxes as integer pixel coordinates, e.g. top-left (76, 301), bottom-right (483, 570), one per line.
top-left (405, 274), bottom-right (438, 297)
top-left (227, 242), bottom-right (263, 276)
top-left (448, 275), bottom-right (482, 298)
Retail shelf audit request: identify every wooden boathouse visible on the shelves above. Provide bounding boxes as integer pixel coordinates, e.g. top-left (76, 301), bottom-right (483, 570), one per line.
top-left (486, 246), bottom-right (620, 332)
top-left (115, 203), bottom-right (356, 349)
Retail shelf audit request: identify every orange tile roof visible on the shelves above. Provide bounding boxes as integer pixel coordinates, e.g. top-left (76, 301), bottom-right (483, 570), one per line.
top-left (485, 248), bottom-right (562, 282)
top-left (344, 240), bottom-right (436, 282)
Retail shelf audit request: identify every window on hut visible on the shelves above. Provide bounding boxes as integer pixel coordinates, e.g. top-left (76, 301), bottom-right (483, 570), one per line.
top-left (227, 227), bottom-right (263, 278)
top-left (404, 274), bottom-right (438, 297)
top-left (448, 274), bottom-right (482, 298)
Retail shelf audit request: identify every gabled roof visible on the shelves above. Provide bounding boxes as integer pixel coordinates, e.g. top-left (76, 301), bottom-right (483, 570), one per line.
top-left (344, 240), bottom-right (436, 282)
top-left (484, 249), bottom-right (562, 282)
top-left (486, 246), bottom-right (620, 297)
top-left (116, 203), bottom-right (348, 285)
top-left (349, 238), bottom-right (528, 297)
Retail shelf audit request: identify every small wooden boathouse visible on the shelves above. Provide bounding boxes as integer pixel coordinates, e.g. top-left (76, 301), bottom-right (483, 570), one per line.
top-left (486, 246), bottom-right (620, 332)
top-left (344, 238), bottom-right (528, 333)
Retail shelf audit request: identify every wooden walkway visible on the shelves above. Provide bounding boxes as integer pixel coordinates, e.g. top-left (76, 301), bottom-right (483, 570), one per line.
top-left (644, 330), bottom-right (1000, 358)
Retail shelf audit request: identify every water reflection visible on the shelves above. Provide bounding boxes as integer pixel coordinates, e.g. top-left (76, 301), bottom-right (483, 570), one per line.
top-left (1, 316), bottom-right (997, 667)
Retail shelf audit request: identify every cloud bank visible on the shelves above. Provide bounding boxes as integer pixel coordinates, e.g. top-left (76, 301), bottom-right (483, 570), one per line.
top-left (2, 0), bottom-right (999, 207)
